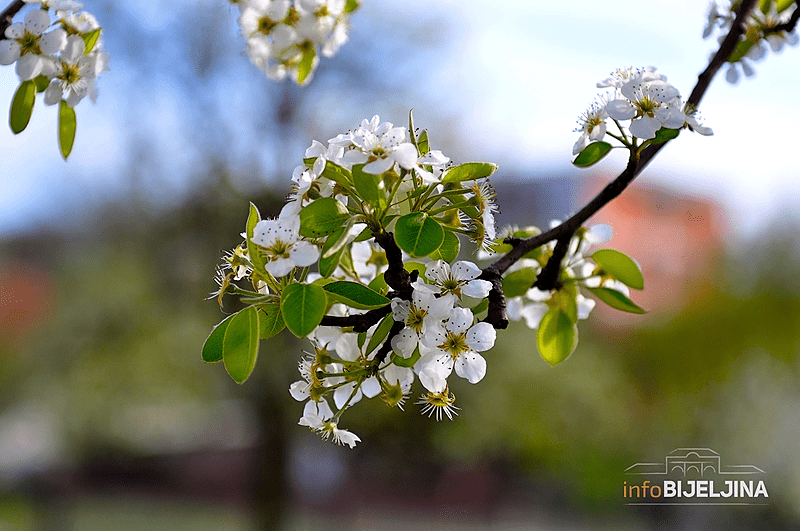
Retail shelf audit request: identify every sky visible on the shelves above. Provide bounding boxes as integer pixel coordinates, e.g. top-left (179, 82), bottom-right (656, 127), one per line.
top-left (1, 0), bottom-right (798, 240)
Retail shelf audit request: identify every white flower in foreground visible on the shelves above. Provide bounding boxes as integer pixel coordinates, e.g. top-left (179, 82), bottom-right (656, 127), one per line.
top-left (418, 307), bottom-right (496, 390)
top-left (417, 260), bottom-right (492, 300)
top-left (251, 212), bottom-right (319, 277)
top-left (1, 9), bottom-right (66, 80)
top-left (573, 98), bottom-right (609, 155)
top-left (44, 35), bottom-right (106, 107)
top-left (605, 77), bottom-right (683, 139)
top-left (390, 289), bottom-right (454, 358)
top-left (341, 117), bottom-right (419, 174)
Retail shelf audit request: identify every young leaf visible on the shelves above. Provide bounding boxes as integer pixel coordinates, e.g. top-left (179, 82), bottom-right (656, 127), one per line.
top-left (323, 281), bottom-right (391, 310)
top-left (320, 160), bottom-right (354, 191)
top-left (441, 162), bottom-right (499, 183)
top-left (82, 28), bottom-right (102, 54)
top-left (650, 127), bottom-right (680, 145)
top-left (591, 249), bottom-right (644, 290)
top-left (537, 307), bottom-right (578, 366)
top-left (368, 273), bottom-right (389, 296)
top-left (573, 141), bottom-right (612, 167)
top-left (394, 212), bottom-right (444, 257)
top-left (9, 80), bottom-right (36, 134)
top-left (58, 100), bottom-right (77, 160)
top-left (202, 313), bottom-right (236, 363)
top-left (391, 347), bottom-right (421, 368)
top-left (417, 129), bottom-right (429, 155)
top-left (33, 75), bottom-right (50, 93)
top-left (585, 286), bottom-right (647, 314)
top-left (365, 314), bottom-right (394, 356)
top-left (246, 202), bottom-right (268, 278)
top-left (429, 230), bottom-right (460, 262)
top-left (297, 47), bottom-right (316, 85)
top-left (344, 0), bottom-right (360, 13)
top-left (223, 306), bottom-right (260, 383)
top-left (352, 163), bottom-right (386, 209)
top-left (501, 267), bottom-right (537, 298)
top-left (280, 282), bottom-right (328, 337)
top-left (299, 197), bottom-right (350, 238)
top-left (319, 226), bottom-right (348, 277)
top-left (258, 303), bottom-right (285, 339)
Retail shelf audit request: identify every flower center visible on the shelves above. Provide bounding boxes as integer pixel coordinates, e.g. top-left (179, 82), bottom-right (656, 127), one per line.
top-left (60, 63), bottom-right (81, 85)
top-left (18, 32), bottom-right (41, 56)
top-left (440, 331), bottom-right (468, 359)
top-left (257, 16), bottom-right (277, 34)
top-left (407, 306), bottom-right (426, 333)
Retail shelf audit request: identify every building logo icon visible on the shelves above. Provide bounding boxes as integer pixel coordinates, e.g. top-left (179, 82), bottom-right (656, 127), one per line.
top-left (623, 448), bottom-right (769, 506)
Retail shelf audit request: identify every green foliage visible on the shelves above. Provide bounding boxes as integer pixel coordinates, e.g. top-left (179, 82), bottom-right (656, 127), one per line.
top-left (297, 48), bottom-right (315, 85)
top-left (585, 286), bottom-right (647, 314)
top-left (299, 197), bottom-right (350, 238)
top-left (202, 313), bottom-right (235, 363)
top-left (280, 282), bottom-right (327, 337)
top-left (591, 248), bottom-right (644, 290)
top-left (537, 307), bottom-right (577, 366)
top-left (82, 28), bottom-right (102, 54)
top-left (58, 100), bottom-right (77, 160)
top-left (258, 303), bottom-right (285, 339)
top-left (429, 230), bottom-right (460, 262)
top-left (394, 212), bottom-right (444, 257)
top-left (502, 267), bottom-right (537, 298)
top-left (9, 80), bottom-right (36, 134)
top-left (365, 314), bottom-right (394, 355)
top-left (649, 127), bottom-right (680, 145)
top-left (246, 203), bottom-right (268, 278)
top-left (441, 162), bottom-right (498, 183)
top-left (322, 281), bottom-right (390, 310)
top-left (223, 307), bottom-right (260, 383)
top-left (572, 141), bottom-right (612, 167)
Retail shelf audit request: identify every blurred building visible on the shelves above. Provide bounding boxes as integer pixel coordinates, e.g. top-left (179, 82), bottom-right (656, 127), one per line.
top-left (580, 175), bottom-right (726, 325)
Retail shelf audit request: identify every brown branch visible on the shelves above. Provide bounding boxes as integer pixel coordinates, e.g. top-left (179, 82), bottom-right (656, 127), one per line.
top-left (1, 0), bottom-right (25, 36)
top-left (481, 0), bottom-right (759, 329)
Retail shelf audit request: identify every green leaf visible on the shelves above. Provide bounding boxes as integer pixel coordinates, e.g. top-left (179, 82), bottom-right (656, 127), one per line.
top-left (501, 267), bottom-right (537, 298)
top-left (280, 282), bottom-right (328, 337)
top-left (202, 313), bottom-right (236, 363)
top-left (408, 109), bottom-right (419, 152)
top-left (81, 28), bottom-right (102, 54)
top-left (759, 0), bottom-right (773, 14)
top-left (585, 286), bottom-right (647, 314)
top-left (417, 129), bottom-right (429, 155)
top-left (471, 298), bottom-right (489, 315)
top-left (299, 197), bottom-right (350, 238)
top-left (318, 159), bottom-right (354, 191)
top-left (591, 248), bottom-right (644, 290)
top-left (394, 212), bottom-right (444, 257)
top-left (650, 127), bottom-right (680, 145)
top-left (404, 261), bottom-right (427, 278)
top-left (33, 75), bottom-right (50, 93)
top-left (58, 100), bottom-right (76, 160)
top-left (441, 162), bottom-right (499, 183)
top-left (573, 141), bottom-right (612, 167)
top-left (246, 203), bottom-right (268, 278)
top-left (365, 314), bottom-right (394, 355)
top-left (537, 307), bottom-right (578, 366)
top-left (368, 273), bottom-right (389, 296)
top-left (9, 81), bottom-right (36, 134)
top-left (777, 0), bottom-right (794, 11)
top-left (319, 226), bottom-right (347, 277)
top-left (352, 163), bottom-right (386, 208)
top-left (258, 303), bottom-right (285, 339)
top-left (344, 0), bottom-right (360, 12)
top-left (297, 47), bottom-right (315, 85)
top-left (429, 230), bottom-right (460, 262)
top-left (323, 281), bottom-right (391, 310)
top-left (223, 307), bottom-right (260, 383)
top-left (391, 346), bottom-right (421, 368)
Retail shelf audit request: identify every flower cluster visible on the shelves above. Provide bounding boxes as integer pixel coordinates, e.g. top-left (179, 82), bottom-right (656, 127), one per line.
top-left (231, 0), bottom-right (360, 85)
top-left (1, 2), bottom-right (108, 106)
top-left (703, 0), bottom-right (799, 83)
top-left (206, 113), bottom-right (646, 447)
top-left (573, 67), bottom-right (712, 161)
top-left (0, 1), bottom-right (109, 157)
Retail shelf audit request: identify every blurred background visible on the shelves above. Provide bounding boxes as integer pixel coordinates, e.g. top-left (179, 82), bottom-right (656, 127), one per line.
top-left (1, 0), bottom-right (800, 529)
